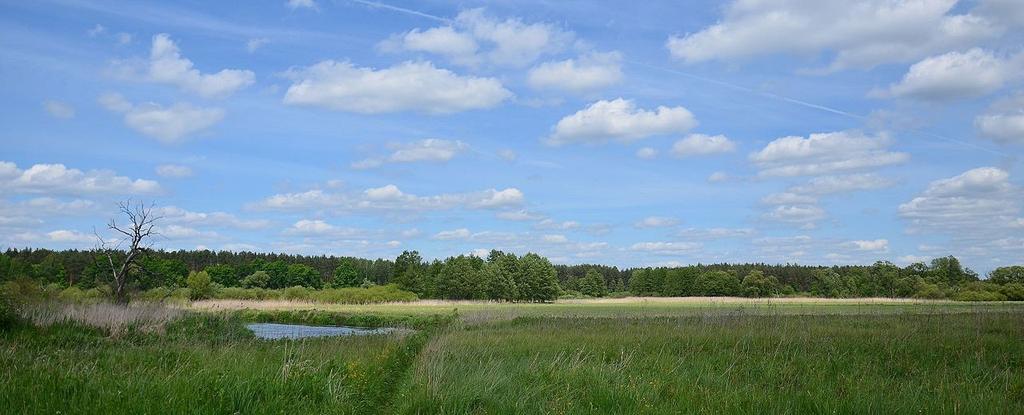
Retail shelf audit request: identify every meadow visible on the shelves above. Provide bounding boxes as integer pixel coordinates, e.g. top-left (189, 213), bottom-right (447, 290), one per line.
top-left (3, 298), bottom-right (1024, 413)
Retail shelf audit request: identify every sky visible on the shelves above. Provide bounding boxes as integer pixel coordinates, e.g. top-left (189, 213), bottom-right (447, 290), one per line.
top-left (1, 0), bottom-right (1023, 274)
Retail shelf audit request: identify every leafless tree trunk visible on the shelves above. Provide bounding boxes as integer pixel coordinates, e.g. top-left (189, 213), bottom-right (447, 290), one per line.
top-left (95, 200), bottom-right (161, 305)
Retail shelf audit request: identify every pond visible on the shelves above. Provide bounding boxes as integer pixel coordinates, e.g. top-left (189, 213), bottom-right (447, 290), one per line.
top-left (246, 323), bottom-right (399, 340)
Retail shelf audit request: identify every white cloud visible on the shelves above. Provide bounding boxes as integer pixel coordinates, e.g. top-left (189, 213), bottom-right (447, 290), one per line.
top-left (536, 219), bottom-right (580, 230)
top-left (456, 8), bottom-right (573, 67)
top-left (707, 172), bottom-right (731, 183)
top-left (975, 93), bottom-right (1024, 144)
top-left (760, 192), bottom-right (818, 205)
top-left (156, 206), bottom-right (268, 230)
top-left (386, 138), bottom-right (468, 163)
top-left (433, 228), bottom-right (472, 240)
top-left (101, 94), bottom-right (224, 143)
top-left (46, 230), bottom-right (94, 244)
top-left (284, 219), bottom-right (364, 238)
top-left (496, 210), bottom-right (544, 221)
top-left (116, 33), bottom-right (133, 45)
top-left (43, 100), bottom-right (75, 119)
top-left (750, 131), bottom-right (908, 177)
top-left (114, 34), bottom-right (255, 99)
top-left (677, 227), bottom-right (755, 239)
top-left (381, 9), bottom-right (572, 67)
top-left (630, 241), bottom-right (702, 255)
top-left (670, 134), bottom-right (736, 157)
top-left (634, 216), bottom-right (680, 229)
top-left (87, 24), bottom-right (105, 37)
top-left (547, 98), bottom-right (697, 145)
top-left (762, 205), bottom-right (827, 225)
top-left (899, 167), bottom-right (1022, 233)
top-left (876, 49), bottom-right (1021, 101)
top-left (155, 164), bottom-right (193, 178)
top-left (353, 139), bottom-right (469, 169)
top-left (380, 26), bottom-right (480, 66)
top-left (246, 38), bottom-right (269, 53)
top-left (286, 0), bottom-right (317, 10)
top-left (788, 174), bottom-right (895, 195)
top-left (497, 149), bottom-right (517, 161)
top-left (636, 147), bottom-right (658, 159)
top-left (845, 239), bottom-right (890, 252)
top-left (527, 51), bottom-right (623, 94)
top-left (158, 224), bottom-right (218, 240)
top-left (666, 0), bottom-right (1000, 71)
top-left (283, 60), bottom-right (512, 114)
top-left (0, 161), bottom-right (160, 196)
top-left (542, 234), bottom-right (568, 244)
top-left (256, 184), bottom-right (523, 213)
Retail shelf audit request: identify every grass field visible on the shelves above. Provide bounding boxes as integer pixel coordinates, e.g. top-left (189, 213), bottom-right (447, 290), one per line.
top-left (3, 298), bottom-right (1024, 413)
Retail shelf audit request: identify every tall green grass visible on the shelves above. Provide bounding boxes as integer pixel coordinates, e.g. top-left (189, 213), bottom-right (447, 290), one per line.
top-left (395, 312), bottom-right (1024, 413)
top-left (0, 312), bottom-right (428, 414)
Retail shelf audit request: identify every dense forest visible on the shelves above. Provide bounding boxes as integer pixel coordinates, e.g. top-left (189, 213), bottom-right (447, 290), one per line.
top-left (2, 248), bottom-right (1023, 301)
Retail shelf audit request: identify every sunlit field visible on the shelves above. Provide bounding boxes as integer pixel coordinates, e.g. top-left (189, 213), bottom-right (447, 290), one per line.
top-left (4, 298), bottom-right (1023, 413)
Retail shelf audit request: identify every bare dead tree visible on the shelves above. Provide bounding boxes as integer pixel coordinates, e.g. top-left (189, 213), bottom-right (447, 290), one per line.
top-left (95, 200), bottom-right (161, 304)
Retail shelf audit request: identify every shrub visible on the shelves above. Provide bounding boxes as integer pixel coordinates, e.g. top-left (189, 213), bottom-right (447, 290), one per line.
top-left (912, 282), bottom-right (946, 299)
top-left (241, 271), bottom-right (270, 289)
top-left (955, 290), bottom-right (1007, 302)
top-left (1000, 283), bottom-right (1024, 301)
top-left (282, 285), bottom-right (312, 300)
top-left (186, 271), bottom-right (214, 300)
top-left (607, 291), bottom-right (632, 298)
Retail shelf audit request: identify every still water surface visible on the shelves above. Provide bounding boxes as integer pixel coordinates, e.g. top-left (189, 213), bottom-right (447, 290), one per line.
top-left (247, 323), bottom-right (398, 339)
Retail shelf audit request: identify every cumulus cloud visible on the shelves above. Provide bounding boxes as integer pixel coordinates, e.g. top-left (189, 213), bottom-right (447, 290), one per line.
top-left (100, 93), bottom-right (224, 143)
top-left (636, 147), bottom-right (658, 159)
top-left (762, 204), bottom-right (827, 226)
top-left (43, 100), bottom-right (75, 119)
top-left (246, 38), bottom-right (269, 53)
top-left (750, 131), bottom-right (908, 177)
top-left (381, 9), bottom-right (573, 67)
top-left (286, 0), bottom-right (317, 10)
top-left (535, 219), bottom-right (580, 231)
top-left (546, 98), bottom-right (697, 145)
top-left (630, 241), bottom-right (702, 255)
top-left (155, 206), bottom-right (269, 230)
top-left (667, 0), bottom-right (999, 71)
top-left (975, 93), bottom-right (1024, 144)
top-left (256, 184), bottom-right (523, 213)
top-left (527, 51), bottom-right (623, 94)
top-left (899, 167), bottom-right (1022, 233)
top-left (845, 239), bottom-right (890, 252)
top-left (45, 230), bottom-right (95, 244)
top-left (676, 227), bottom-right (755, 239)
top-left (352, 139), bottom-right (469, 169)
top-left (113, 34), bottom-right (255, 98)
top-left (380, 26), bottom-right (480, 66)
top-left (670, 134), bottom-right (736, 157)
top-left (496, 210), bottom-right (544, 221)
top-left (788, 174), bottom-right (896, 195)
top-left (433, 228), bottom-right (472, 240)
top-left (634, 216), bottom-right (680, 229)
top-left (875, 49), bottom-right (1022, 101)
top-left (0, 161), bottom-right (160, 196)
top-left (283, 61), bottom-right (512, 114)
top-left (155, 164), bottom-right (193, 178)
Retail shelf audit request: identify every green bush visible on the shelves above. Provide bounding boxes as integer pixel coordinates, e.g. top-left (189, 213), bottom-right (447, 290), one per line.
top-left (955, 290), bottom-right (1007, 301)
top-left (912, 283), bottom-right (947, 299)
top-left (606, 291), bottom-right (632, 298)
top-left (241, 271), bottom-right (270, 289)
top-left (1000, 283), bottom-right (1024, 301)
top-left (282, 286), bottom-right (312, 300)
top-left (186, 271), bottom-right (214, 300)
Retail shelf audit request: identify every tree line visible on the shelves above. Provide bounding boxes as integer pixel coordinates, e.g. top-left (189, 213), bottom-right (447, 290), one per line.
top-left (2, 248), bottom-right (1022, 301)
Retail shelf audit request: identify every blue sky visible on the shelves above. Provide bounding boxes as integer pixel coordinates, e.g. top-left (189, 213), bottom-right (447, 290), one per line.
top-left (1, 0), bottom-right (1022, 274)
